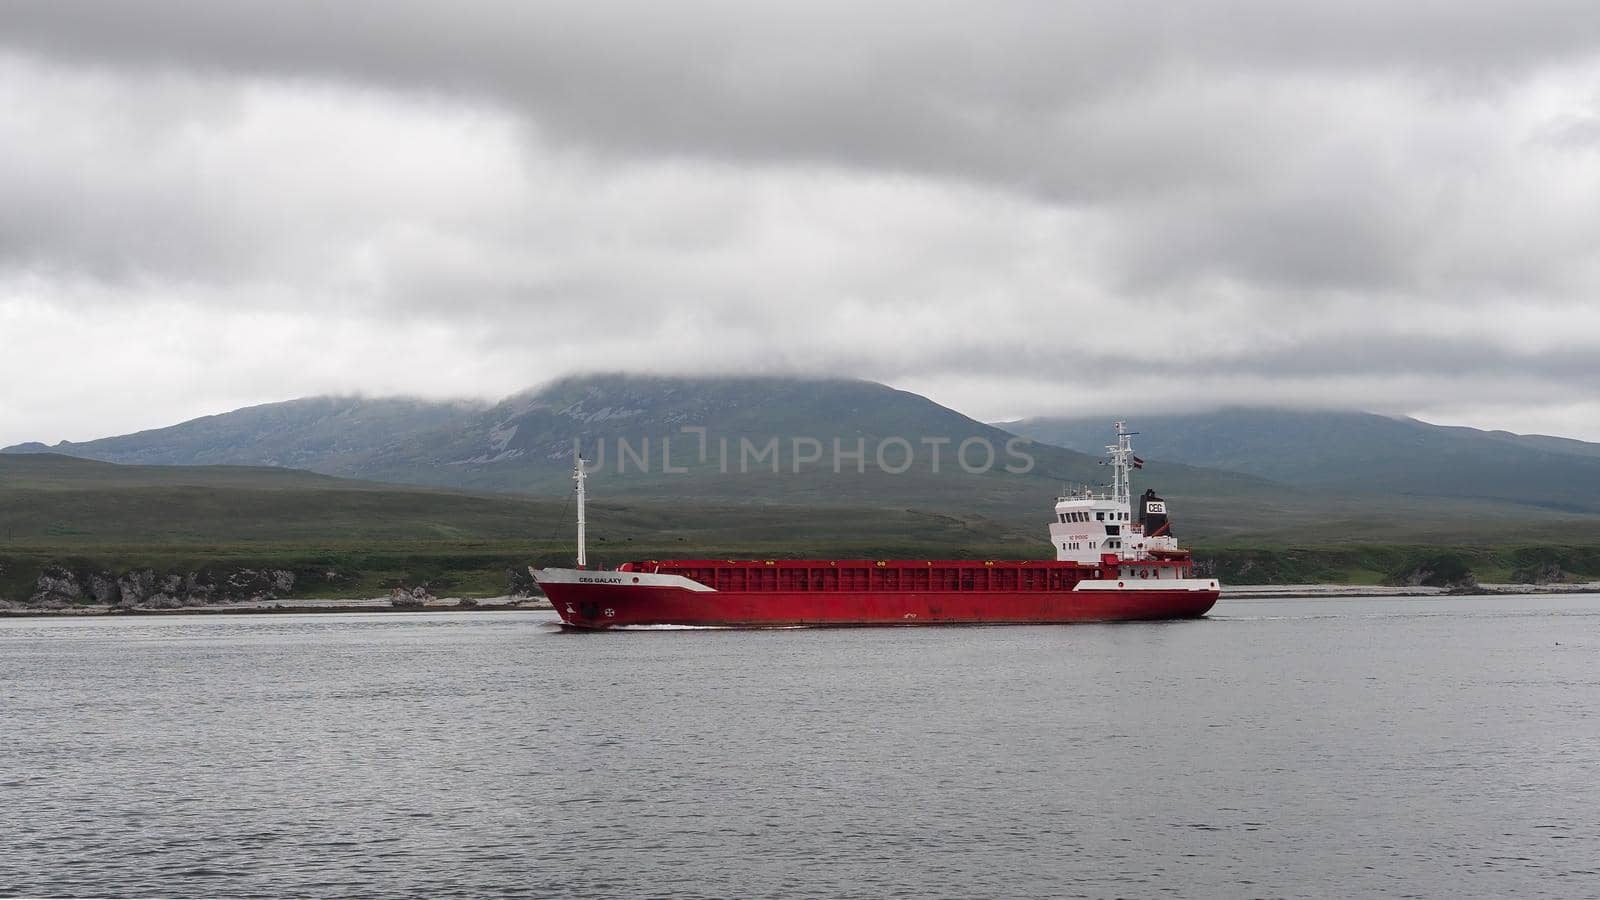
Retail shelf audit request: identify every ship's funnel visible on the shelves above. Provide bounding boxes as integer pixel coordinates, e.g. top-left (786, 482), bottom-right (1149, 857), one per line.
top-left (1138, 488), bottom-right (1171, 537)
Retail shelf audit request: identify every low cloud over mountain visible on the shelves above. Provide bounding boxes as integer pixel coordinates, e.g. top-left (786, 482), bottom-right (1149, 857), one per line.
top-left (4, 2), bottom-right (1600, 444)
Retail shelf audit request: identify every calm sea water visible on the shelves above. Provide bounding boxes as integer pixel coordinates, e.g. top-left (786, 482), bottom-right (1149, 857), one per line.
top-left (3, 595), bottom-right (1598, 899)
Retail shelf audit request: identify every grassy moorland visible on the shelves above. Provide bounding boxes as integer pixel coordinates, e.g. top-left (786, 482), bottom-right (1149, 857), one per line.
top-left (3, 454), bottom-right (1599, 602)
top-left (0, 454), bottom-right (1038, 600)
top-left (1190, 543), bottom-right (1600, 586)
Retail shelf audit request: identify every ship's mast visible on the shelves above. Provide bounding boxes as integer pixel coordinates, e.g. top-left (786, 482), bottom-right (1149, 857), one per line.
top-left (1106, 421), bottom-right (1135, 503)
top-left (573, 458), bottom-right (588, 569)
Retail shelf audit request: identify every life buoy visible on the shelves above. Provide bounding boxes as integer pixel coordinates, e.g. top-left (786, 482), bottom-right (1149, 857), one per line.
top-left (1140, 569), bottom-right (1149, 579)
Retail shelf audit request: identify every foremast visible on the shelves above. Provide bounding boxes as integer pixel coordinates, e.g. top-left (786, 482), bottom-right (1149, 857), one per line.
top-left (573, 458), bottom-right (588, 569)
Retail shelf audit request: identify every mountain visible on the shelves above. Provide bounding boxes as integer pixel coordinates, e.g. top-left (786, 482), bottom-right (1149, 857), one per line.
top-left (999, 408), bottom-right (1600, 515)
top-left (8, 376), bottom-right (1029, 488)
top-left (3, 396), bottom-right (486, 478)
top-left (8, 377), bottom-right (1600, 544)
top-left (2, 375), bottom-right (1279, 531)
top-left (1458, 428), bottom-right (1600, 460)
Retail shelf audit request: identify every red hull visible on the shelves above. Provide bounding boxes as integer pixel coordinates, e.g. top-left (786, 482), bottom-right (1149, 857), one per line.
top-left (542, 582), bottom-right (1219, 629)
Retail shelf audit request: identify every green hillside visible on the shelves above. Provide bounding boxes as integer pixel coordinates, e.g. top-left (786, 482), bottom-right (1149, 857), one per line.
top-left (0, 453), bottom-right (548, 547)
top-left (7, 378), bottom-right (1600, 602)
top-left (0, 452), bottom-right (1039, 552)
top-left (5, 454), bottom-right (1600, 605)
top-left (0, 453), bottom-right (1041, 602)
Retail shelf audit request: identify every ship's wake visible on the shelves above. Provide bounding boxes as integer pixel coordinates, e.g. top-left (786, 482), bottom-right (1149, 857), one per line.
top-left (608, 623), bottom-right (734, 630)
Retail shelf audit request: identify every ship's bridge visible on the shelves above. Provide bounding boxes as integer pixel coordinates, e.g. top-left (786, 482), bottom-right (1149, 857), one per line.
top-left (1049, 490), bottom-right (1133, 563)
top-left (1048, 423), bottom-right (1184, 567)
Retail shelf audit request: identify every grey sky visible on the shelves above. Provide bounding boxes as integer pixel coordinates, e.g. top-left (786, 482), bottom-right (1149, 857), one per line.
top-left (3, 1), bottom-right (1600, 445)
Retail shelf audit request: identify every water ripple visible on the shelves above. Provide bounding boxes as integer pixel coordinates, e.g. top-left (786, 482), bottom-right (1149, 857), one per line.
top-left (2, 598), bottom-right (1598, 897)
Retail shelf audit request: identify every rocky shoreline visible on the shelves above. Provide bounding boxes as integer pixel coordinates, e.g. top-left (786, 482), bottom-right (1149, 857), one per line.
top-left (1, 595), bottom-right (553, 617)
top-left (15, 563), bottom-right (304, 610)
top-left (0, 563), bottom-right (549, 616)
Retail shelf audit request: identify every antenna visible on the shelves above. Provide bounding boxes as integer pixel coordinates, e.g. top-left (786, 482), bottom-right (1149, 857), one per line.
top-left (1121, 420), bottom-right (1132, 503)
top-left (573, 457), bottom-right (588, 569)
top-left (1103, 420), bottom-right (1139, 504)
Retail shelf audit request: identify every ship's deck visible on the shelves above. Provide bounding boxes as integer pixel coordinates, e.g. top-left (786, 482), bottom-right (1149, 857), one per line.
top-left (618, 557), bottom-right (1194, 593)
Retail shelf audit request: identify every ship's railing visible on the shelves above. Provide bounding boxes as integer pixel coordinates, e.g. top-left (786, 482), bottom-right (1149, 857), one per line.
top-left (1055, 490), bottom-right (1114, 502)
top-left (655, 561), bottom-right (1099, 593)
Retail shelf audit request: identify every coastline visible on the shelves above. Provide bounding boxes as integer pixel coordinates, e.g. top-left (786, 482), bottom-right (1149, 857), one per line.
top-left (1222, 581), bottom-right (1600, 599)
top-left (0, 595), bottom-right (554, 618)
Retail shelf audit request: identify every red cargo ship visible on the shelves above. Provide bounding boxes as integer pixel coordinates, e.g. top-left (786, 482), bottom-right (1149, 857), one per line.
top-left (532, 422), bottom-right (1220, 628)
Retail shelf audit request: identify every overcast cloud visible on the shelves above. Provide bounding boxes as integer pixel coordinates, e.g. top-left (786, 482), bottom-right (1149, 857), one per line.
top-left (3, 0), bottom-right (1600, 445)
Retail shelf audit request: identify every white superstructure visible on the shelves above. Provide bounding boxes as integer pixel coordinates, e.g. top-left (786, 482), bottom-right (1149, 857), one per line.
top-left (1048, 421), bottom-right (1183, 566)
